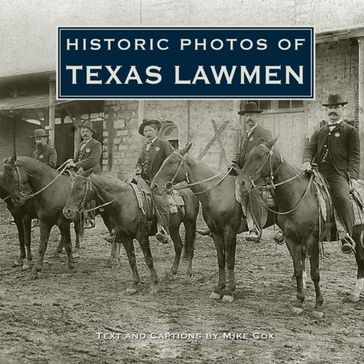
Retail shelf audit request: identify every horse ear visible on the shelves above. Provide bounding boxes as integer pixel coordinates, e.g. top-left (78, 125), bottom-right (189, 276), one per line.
top-left (179, 142), bottom-right (192, 156)
top-left (265, 136), bottom-right (279, 150)
top-left (3, 155), bottom-right (16, 165)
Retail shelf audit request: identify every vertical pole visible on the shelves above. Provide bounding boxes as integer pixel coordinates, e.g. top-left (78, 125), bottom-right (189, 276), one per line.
top-left (358, 38), bottom-right (364, 179)
top-left (186, 100), bottom-right (191, 144)
top-left (48, 76), bottom-right (56, 146)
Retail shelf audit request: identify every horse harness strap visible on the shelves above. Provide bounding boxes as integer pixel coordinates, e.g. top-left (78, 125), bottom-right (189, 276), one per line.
top-left (14, 163), bottom-right (69, 200)
top-left (83, 177), bottom-right (130, 213)
top-left (164, 151), bottom-right (231, 195)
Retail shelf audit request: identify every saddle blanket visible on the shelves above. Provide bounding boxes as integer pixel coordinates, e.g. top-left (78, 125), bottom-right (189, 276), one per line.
top-left (129, 179), bottom-right (184, 217)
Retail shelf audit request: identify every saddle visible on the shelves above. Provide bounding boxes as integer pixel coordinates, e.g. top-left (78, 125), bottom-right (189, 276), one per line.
top-left (129, 177), bottom-right (185, 219)
top-left (312, 170), bottom-right (364, 242)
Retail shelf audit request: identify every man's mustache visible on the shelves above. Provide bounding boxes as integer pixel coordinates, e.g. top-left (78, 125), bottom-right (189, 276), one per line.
top-left (329, 112), bottom-right (338, 116)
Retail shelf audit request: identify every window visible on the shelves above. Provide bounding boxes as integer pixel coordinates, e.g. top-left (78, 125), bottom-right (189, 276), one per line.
top-left (246, 100), bottom-right (304, 112)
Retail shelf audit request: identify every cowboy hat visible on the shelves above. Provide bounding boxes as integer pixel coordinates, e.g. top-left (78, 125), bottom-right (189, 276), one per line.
top-left (80, 121), bottom-right (96, 134)
top-left (31, 129), bottom-right (49, 138)
top-left (322, 94), bottom-right (348, 106)
top-left (138, 119), bottom-right (161, 136)
top-left (238, 101), bottom-right (263, 115)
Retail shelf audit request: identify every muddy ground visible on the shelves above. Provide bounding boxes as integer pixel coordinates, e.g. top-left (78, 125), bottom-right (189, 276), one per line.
top-left (0, 213), bottom-right (363, 364)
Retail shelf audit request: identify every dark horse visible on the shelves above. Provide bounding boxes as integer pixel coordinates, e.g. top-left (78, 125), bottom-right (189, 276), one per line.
top-left (238, 138), bottom-right (364, 315)
top-left (3, 156), bottom-right (85, 279)
top-left (151, 143), bottom-right (275, 302)
top-left (63, 168), bottom-right (199, 294)
top-left (0, 170), bottom-right (35, 270)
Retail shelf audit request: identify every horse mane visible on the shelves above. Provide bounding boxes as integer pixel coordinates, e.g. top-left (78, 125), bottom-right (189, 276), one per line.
top-left (16, 156), bottom-right (59, 178)
top-left (90, 174), bottom-right (128, 194)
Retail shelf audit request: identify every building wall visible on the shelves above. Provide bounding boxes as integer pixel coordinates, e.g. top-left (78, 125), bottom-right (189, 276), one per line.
top-left (307, 39), bottom-right (359, 135)
top-left (0, 117), bottom-right (38, 159)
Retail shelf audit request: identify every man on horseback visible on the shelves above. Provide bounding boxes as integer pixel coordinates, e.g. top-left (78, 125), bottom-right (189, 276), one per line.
top-left (232, 102), bottom-right (273, 242)
top-left (67, 121), bottom-right (102, 228)
top-left (135, 119), bottom-right (174, 244)
top-left (32, 129), bottom-right (57, 168)
top-left (302, 94), bottom-right (360, 254)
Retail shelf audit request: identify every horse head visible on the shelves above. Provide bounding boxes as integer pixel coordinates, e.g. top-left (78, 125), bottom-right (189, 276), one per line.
top-left (3, 156), bottom-right (29, 207)
top-left (239, 137), bottom-right (281, 194)
top-left (63, 167), bottom-right (93, 220)
top-left (151, 142), bottom-right (192, 194)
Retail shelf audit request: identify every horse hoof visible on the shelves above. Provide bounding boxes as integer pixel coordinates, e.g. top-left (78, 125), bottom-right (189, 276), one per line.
top-left (13, 259), bottom-right (23, 267)
top-left (53, 252), bottom-right (61, 259)
top-left (22, 262), bottom-right (32, 271)
top-left (292, 306), bottom-right (304, 315)
top-left (222, 295), bottom-right (234, 303)
top-left (125, 287), bottom-right (138, 295)
top-left (165, 272), bottom-right (176, 281)
top-left (35, 265), bottom-right (43, 272)
top-left (209, 292), bottom-right (222, 300)
top-left (312, 310), bottom-right (324, 319)
top-left (68, 263), bottom-right (75, 270)
top-left (73, 251), bottom-right (80, 259)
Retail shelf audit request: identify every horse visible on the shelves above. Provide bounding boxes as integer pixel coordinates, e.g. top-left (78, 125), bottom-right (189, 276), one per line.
top-left (238, 138), bottom-right (364, 315)
top-left (3, 156), bottom-right (86, 279)
top-left (0, 170), bottom-right (35, 270)
top-left (151, 143), bottom-right (275, 302)
top-left (62, 168), bottom-right (199, 294)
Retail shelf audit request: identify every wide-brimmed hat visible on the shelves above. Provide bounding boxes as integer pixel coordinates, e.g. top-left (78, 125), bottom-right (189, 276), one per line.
top-left (322, 94), bottom-right (348, 106)
top-left (138, 119), bottom-right (161, 136)
top-left (80, 121), bottom-right (96, 134)
top-left (31, 129), bottom-right (49, 138)
top-left (238, 102), bottom-right (263, 115)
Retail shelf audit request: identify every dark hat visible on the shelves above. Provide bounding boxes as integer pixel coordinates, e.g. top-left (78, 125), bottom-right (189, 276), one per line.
top-left (80, 121), bottom-right (96, 134)
top-left (31, 129), bottom-right (49, 138)
top-left (322, 94), bottom-right (348, 106)
top-left (238, 102), bottom-right (263, 115)
top-left (138, 119), bottom-right (161, 136)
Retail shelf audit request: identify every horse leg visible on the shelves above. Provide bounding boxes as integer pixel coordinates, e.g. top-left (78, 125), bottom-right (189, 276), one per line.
top-left (73, 220), bottom-right (83, 257)
top-left (286, 237), bottom-right (305, 314)
top-left (183, 219), bottom-right (196, 278)
top-left (168, 225), bottom-right (183, 279)
top-left (350, 229), bottom-right (364, 302)
top-left (309, 241), bottom-right (323, 316)
top-left (22, 215), bottom-right (32, 270)
top-left (136, 232), bottom-right (159, 294)
top-left (121, 235), bottom-right (140, 295)
top-left (209, 232), bottom-right (226, 300)
top-left (58, 221), bottom-right (75, 271)
top-left (222, 226), bottom-right (237, 303)
top-left (30, 220), bottom-right (51, 279)
top-left (13, 217), bottom-right (26, 267)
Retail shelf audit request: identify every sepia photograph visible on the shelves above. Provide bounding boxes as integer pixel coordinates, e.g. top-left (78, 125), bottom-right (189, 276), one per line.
top-left (0, 1), bottom-right (364, 363)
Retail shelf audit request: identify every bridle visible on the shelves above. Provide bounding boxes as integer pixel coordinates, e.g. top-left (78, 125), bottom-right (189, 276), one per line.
top-left (162, 151), bottom-right (232, 195)
top-left (12, 162), bottom-right (69, 200)
top-left (245, 144), bottom-right (313, 216)
top-left (72, 175), bottom-right (129, 213)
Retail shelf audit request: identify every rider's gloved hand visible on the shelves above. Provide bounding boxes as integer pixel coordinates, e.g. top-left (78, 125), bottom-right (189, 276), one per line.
top-left (67, 161), bottom-right (77, 168)
top-left (134, 168), bottom-right (142, 175)
top-left (301, 161), bottom-right (312, 172)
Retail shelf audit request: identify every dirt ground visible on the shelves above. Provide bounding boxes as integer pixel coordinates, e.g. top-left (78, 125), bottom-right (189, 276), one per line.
top-left (0, 213), bottom-right (363, 364)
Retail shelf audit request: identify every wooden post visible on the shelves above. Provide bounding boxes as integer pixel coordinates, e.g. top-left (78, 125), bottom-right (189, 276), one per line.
top-left (48, 76), bottom-right (56, 146)
top-left (107, 110), bottom-right (114, 172)
top-left (358, 37), bottom-right (364, 179)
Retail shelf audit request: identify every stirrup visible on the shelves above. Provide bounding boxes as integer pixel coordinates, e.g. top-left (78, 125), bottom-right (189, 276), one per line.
top-left (341, 235), bottom-right (356, 254)
top-left (245, 230), bottom-right (261, 242)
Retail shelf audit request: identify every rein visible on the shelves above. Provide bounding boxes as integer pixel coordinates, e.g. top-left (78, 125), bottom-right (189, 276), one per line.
top-left (163, 151), bottom-right (231, 195)
top-left (14, 162), bottom-right (70, 200)
top-left (74, 176), bottom-right (130, 213)
top-left (247, 144), bottom-right (311, 216)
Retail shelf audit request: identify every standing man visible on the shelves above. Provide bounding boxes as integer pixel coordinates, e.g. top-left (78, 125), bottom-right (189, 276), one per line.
top-left (234, 101), bottom-right (273, 242)
top-left (135, 119), bottom-right (174, 244)
top-left (32, 129), bottom-right (57, 168)
top-left (68, 121), bottom-right (102, 228)
top-left (302, 94), bottom-right (360, 254)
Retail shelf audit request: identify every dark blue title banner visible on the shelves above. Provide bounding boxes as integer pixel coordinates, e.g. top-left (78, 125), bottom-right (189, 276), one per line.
top-left (57, 27), bottom-right (314, 99)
